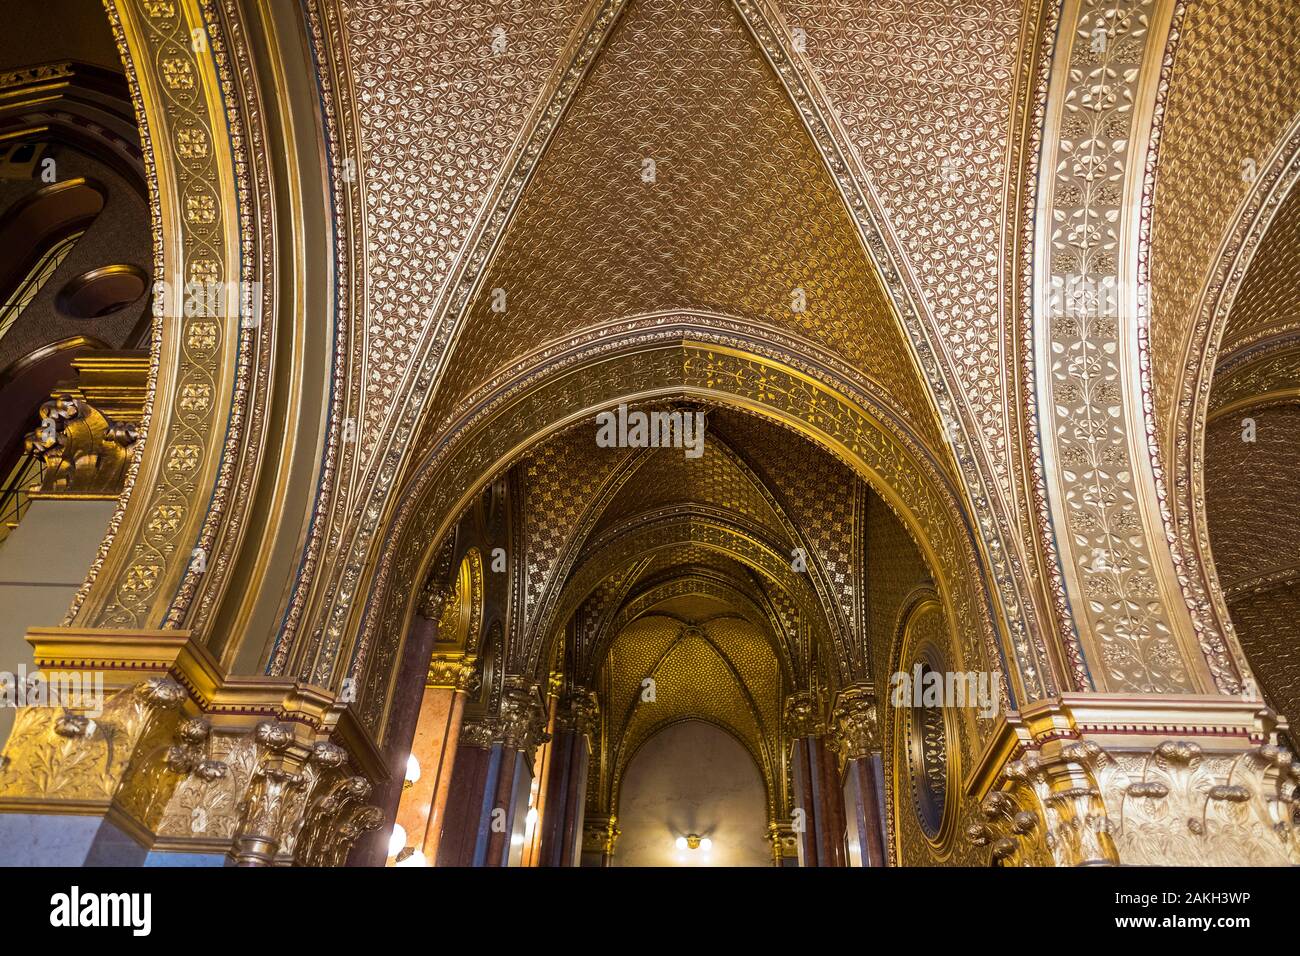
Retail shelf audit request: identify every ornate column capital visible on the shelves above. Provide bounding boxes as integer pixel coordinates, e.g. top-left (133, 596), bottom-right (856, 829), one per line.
top-left (832, 684), bottom-right (880, 760)
top-left (425, 653), bottom-right (476, 692)
top-left (457, 713), bottom-right (496, 750)
top-left (966, 697), bottom-right (1300, 866)
top-left (784, 690), bottom-right (825, 738)
top-left (0, 669), bottom-right (382, 866)
top-left (582, 814), bottom-right (619, 856)
top-left (497, 676), bottom-right (550, 757)
top-left (556, 688), bottom-right (600, 740)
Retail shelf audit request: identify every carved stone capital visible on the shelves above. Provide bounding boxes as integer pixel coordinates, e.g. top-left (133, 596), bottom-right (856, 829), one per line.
top-left (582, 814), bottom-right (619, 855)
top-left (458, 714), bottom-right (496, 750)
top-left (498, 676), bottom-right (549, 757)
top-left (832, 684), bottom-right (879, 760)
top-left (784, 690), bottom-right (824, 738)
top-left (0, 676), bottom-right (188, 804)
top-left (425, 653), bottom-right (476, 692)
top-left (556, 688), bottom-right (600, 740)
top-left (24, 356), bottom-right (147, 499)
top-left (968, 699), bottom-right (1300, 867)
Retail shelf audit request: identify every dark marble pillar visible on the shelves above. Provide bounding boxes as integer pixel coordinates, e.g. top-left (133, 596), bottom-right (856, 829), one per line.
top-left (786, 691), bottom-right (846, 867)
top-left (835, 684), bottom-right (887, 866)
top-left (537, 690), bottom-right (598, 867)
top-left (435, 676), bottom-right (548, 866)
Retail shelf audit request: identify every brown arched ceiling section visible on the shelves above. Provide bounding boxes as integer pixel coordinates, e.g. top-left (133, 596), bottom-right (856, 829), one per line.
top-left (1204, 404), bottom-right (1300, 737)
top-left (432, 0), bottom-right (940, 448)
top-left (1149, 0), bottom-right (1300, 461)
top-left (1216, 184), bottom-right (1300, 360)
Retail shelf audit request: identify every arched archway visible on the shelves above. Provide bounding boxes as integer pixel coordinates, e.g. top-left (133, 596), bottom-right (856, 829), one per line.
top-left (328, 334), bottom-right (1013, 742)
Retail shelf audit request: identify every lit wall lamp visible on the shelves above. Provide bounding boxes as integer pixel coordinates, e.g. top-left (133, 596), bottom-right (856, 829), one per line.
top-left (674, 834), bottom-right (712, 852)
top-left (403, 754), bottom-right (421, 790)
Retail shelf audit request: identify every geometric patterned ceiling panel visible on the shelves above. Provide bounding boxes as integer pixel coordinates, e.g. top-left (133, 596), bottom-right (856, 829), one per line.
top-left (433, 0), bottom-right (938, 441)
top-left (589, 439), bottom-right (791, 543)
top-left (1216, 182), bottom-right (1300, 360)
top-left (336, 0), bottom-right (589, 432)
top-left (708, 409), bottom-right (862, 651)
top-left (603, 615), bottom-right (782, 813)
top-left (776, 0), bottom-right (1029, 474)
top-left (1204, 405), bottom-right (1300, 594)
top-left (1147, 0), bottom-right (1300, 451)
top-left (522, 426), bottom-right (635, 620)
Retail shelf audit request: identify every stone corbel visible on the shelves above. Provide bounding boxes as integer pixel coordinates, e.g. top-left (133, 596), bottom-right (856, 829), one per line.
top-left (967, 697), bottom-right (1300, 866)
top-left (832, 684), bottom-right (879, 761)
top-left (24, 354), bottom-right (148, 500)
top-left (784, 690), bottom-right (825, 739)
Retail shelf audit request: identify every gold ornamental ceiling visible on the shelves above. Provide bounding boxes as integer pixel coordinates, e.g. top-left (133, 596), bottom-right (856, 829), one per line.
top-left (428, 0), bottom-right (942, 448)
top-left (1148, 0), bottom-right (1300, 457)
top-left (516, 408), bottom-right (877, 682)
top-left (598, 611), bottom-right (783, 814)
top-left (589, 437), bottom-right (791, 542)
top-left (1216, 183), bottom-right (1300, 362)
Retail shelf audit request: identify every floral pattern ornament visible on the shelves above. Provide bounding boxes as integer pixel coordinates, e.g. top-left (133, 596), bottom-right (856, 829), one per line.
top-left (1035, 0), bottom-right (1207, 693)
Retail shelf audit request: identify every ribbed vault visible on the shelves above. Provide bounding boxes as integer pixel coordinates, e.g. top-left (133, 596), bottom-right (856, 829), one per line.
top-left (430, 0), bottom-right (940, 446)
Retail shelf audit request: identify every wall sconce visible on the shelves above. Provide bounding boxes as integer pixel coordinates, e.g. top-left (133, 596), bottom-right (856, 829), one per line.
top-left (388, 824), bottom-right (407, 858)
top-left (675, 834), bottom-right (712, 852)
top-left (404, 754), bottom-right (421, 790)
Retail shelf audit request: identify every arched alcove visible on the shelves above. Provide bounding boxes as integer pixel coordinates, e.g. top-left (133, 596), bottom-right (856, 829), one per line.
top-left (616, 719), bottom-right (769, 867)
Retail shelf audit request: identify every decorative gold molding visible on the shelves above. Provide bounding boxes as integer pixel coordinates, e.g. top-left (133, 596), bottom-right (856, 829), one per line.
top-left (1031, 0), bottom-right (1226, 694)
top-left (67, 0), bottom-right (253, 633)
top-left (966, 696), bottom-right (1298, 866)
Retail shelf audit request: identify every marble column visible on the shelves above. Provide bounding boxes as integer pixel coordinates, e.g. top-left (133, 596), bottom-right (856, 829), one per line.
top-left (537, 689), bottom-right (598, 867)
top-left (434, 676), bottom-right (548, 866)
top-left (834, 684), bottom-right (887, 867)
top-left (390, 654), bottom-right (475, 866)
top-left (785, 691), bottom-right (846, 867)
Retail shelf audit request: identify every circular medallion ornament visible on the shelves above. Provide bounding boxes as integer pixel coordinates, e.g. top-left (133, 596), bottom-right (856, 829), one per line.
top-left (905, 660), bottom-right (949, 839)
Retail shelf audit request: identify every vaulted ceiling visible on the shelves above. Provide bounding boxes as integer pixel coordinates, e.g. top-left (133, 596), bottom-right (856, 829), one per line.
top-left (433, 0), bottom-right (938, 442)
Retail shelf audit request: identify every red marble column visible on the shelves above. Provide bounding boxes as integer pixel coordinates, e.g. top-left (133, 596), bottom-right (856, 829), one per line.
top-left (786, 689), bottom-right (846, 866)
top-left (835, 684), bottom-right (886, 866)
top-left (537, 690), bottom-right (598, 867)
top-left (434, 724), bottom-right (494, 867)
top-left (435, 676), bottom-right (548, 866)
top-left (390, 656), bottom-right (475, 866)
top-left (789, 732), bottom-right (847, 866)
